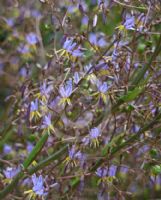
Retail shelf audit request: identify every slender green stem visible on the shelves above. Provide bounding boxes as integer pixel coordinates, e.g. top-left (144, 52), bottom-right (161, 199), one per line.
top-left (28, 145), bottom-right (68, 175)
top-left (23, 132), bottom-right (49, 169)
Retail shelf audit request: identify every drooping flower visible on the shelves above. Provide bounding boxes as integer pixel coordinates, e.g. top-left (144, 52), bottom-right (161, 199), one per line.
top-left (84, 63), bottom-right (93, 74)
top-left (123, 15), bottom-right (135, 30)
top-left (3, 167), bottom-right (19, 179)
top-left (89, 33), bottom-right (107, 47)
top-left (82, 127), bottom-right (101, 148)
top-left (32, 174), bottom-right (45, 196)
top-left (96, 165), bottom-right (117, 185)
top-left (60, 37), bottom-right (84, 58)
top-left (96, 167), bottom-right (108, 178)
top-left (59, 79), bottom-right (73, 106)
top-left (24, 174), bottom-right (46, 198)
top-left (26, 32), bottom-right (38, 45)
top-left (49, 96), bottom-right (63, 112)
top-left (96, 80), bottom-right (108, 103)
top-left (96, 167), bottom-right (108, 185)
top-left (30, 99), bottom-right (41, 121)
top-left (89, 127), bottom-right (101, 139)
top-left (108, 165), bottom-right (117, 177)
top-left (42, 114), bottom-right (52, 127)
top-left (42, 113), bottom-right (54, 134)
top-left (36, 80), bottom-right (53, 102)
top-left (64, 145), bottom-right (84, 168)
top-left (30, 99), bottom-right (39, 112)
top-left (84, 63), bottom-right (98, 85)
top-left (63, 38), bottom-right (77, 52)
top-left (97, 80), bottom-right (108, 93)
top-left (3, 167), bottom-right (20, 184)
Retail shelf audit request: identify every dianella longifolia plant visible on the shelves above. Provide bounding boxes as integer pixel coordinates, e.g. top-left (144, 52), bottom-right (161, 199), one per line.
top-left (0, 0), bottom-right (161, 199)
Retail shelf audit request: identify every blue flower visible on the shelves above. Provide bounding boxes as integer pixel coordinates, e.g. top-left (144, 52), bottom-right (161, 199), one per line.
top-left (32, 174), bottom-right (45, 196)
top-left (82, 127), bottom-right (101, 147)
top-left (3, 144), bottom-right (12, 155)
top-left (39, 81), bottom-right (53, 102)
top-left (95, 62), bottom-right (109, 71)
top-left (68, 145), bottom-right (76, 160)
top-left (42, 114), bottom-right (54, 133)
top-left (31, 10), bottom-right (42, 18)
top-left (42, 114), bottom-right (52, 128)
top-left (5, 18), bottom-right (15, 27)
top-left (26, 32), bottom-right (38, 45)
top-left (84, 63), bottom-right (93, 74)
top-left (64, 145), bottom-right (84, 167)
top-left (30, 99), bottom-right (41, 120)
top-left (96, 80), bottom-right (108, 93)
top-left (81, 15), bottom-right (89, 25)
top-left (89, 127), bottom-right (101, 139)
top-left (96, 167), bottom-right (108, 178)
top-left (108, 165), bottom-right (117, 177)
top-left (63, 38), bottom-right (76, 51)
top-left (17, 44), bottom-right (29, 54)
top-left (40, 81), bottom-right (49, 95)
top-left (112, 48), bottom-right (119, 62)
top-left (3, 167), bottom-right (19, 179)
top-left (63, 38), bottom-right (84, 57)
top-left (120, 166), bottom-right (128, 174)
top-left (123, 15), bottom-right (135, 30)
top-left (68, 145), bottom-right (83, 160)
top-left (59, 79), bottom-right (73, 98)
top-left (89, 33), bottom-right (107, 47)
top-left (72, 49), bottom-right (84, 57)
top-left (30, 99), bottom-right (39, 112)
top-left (89, 33), bottom-right (97, 46)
